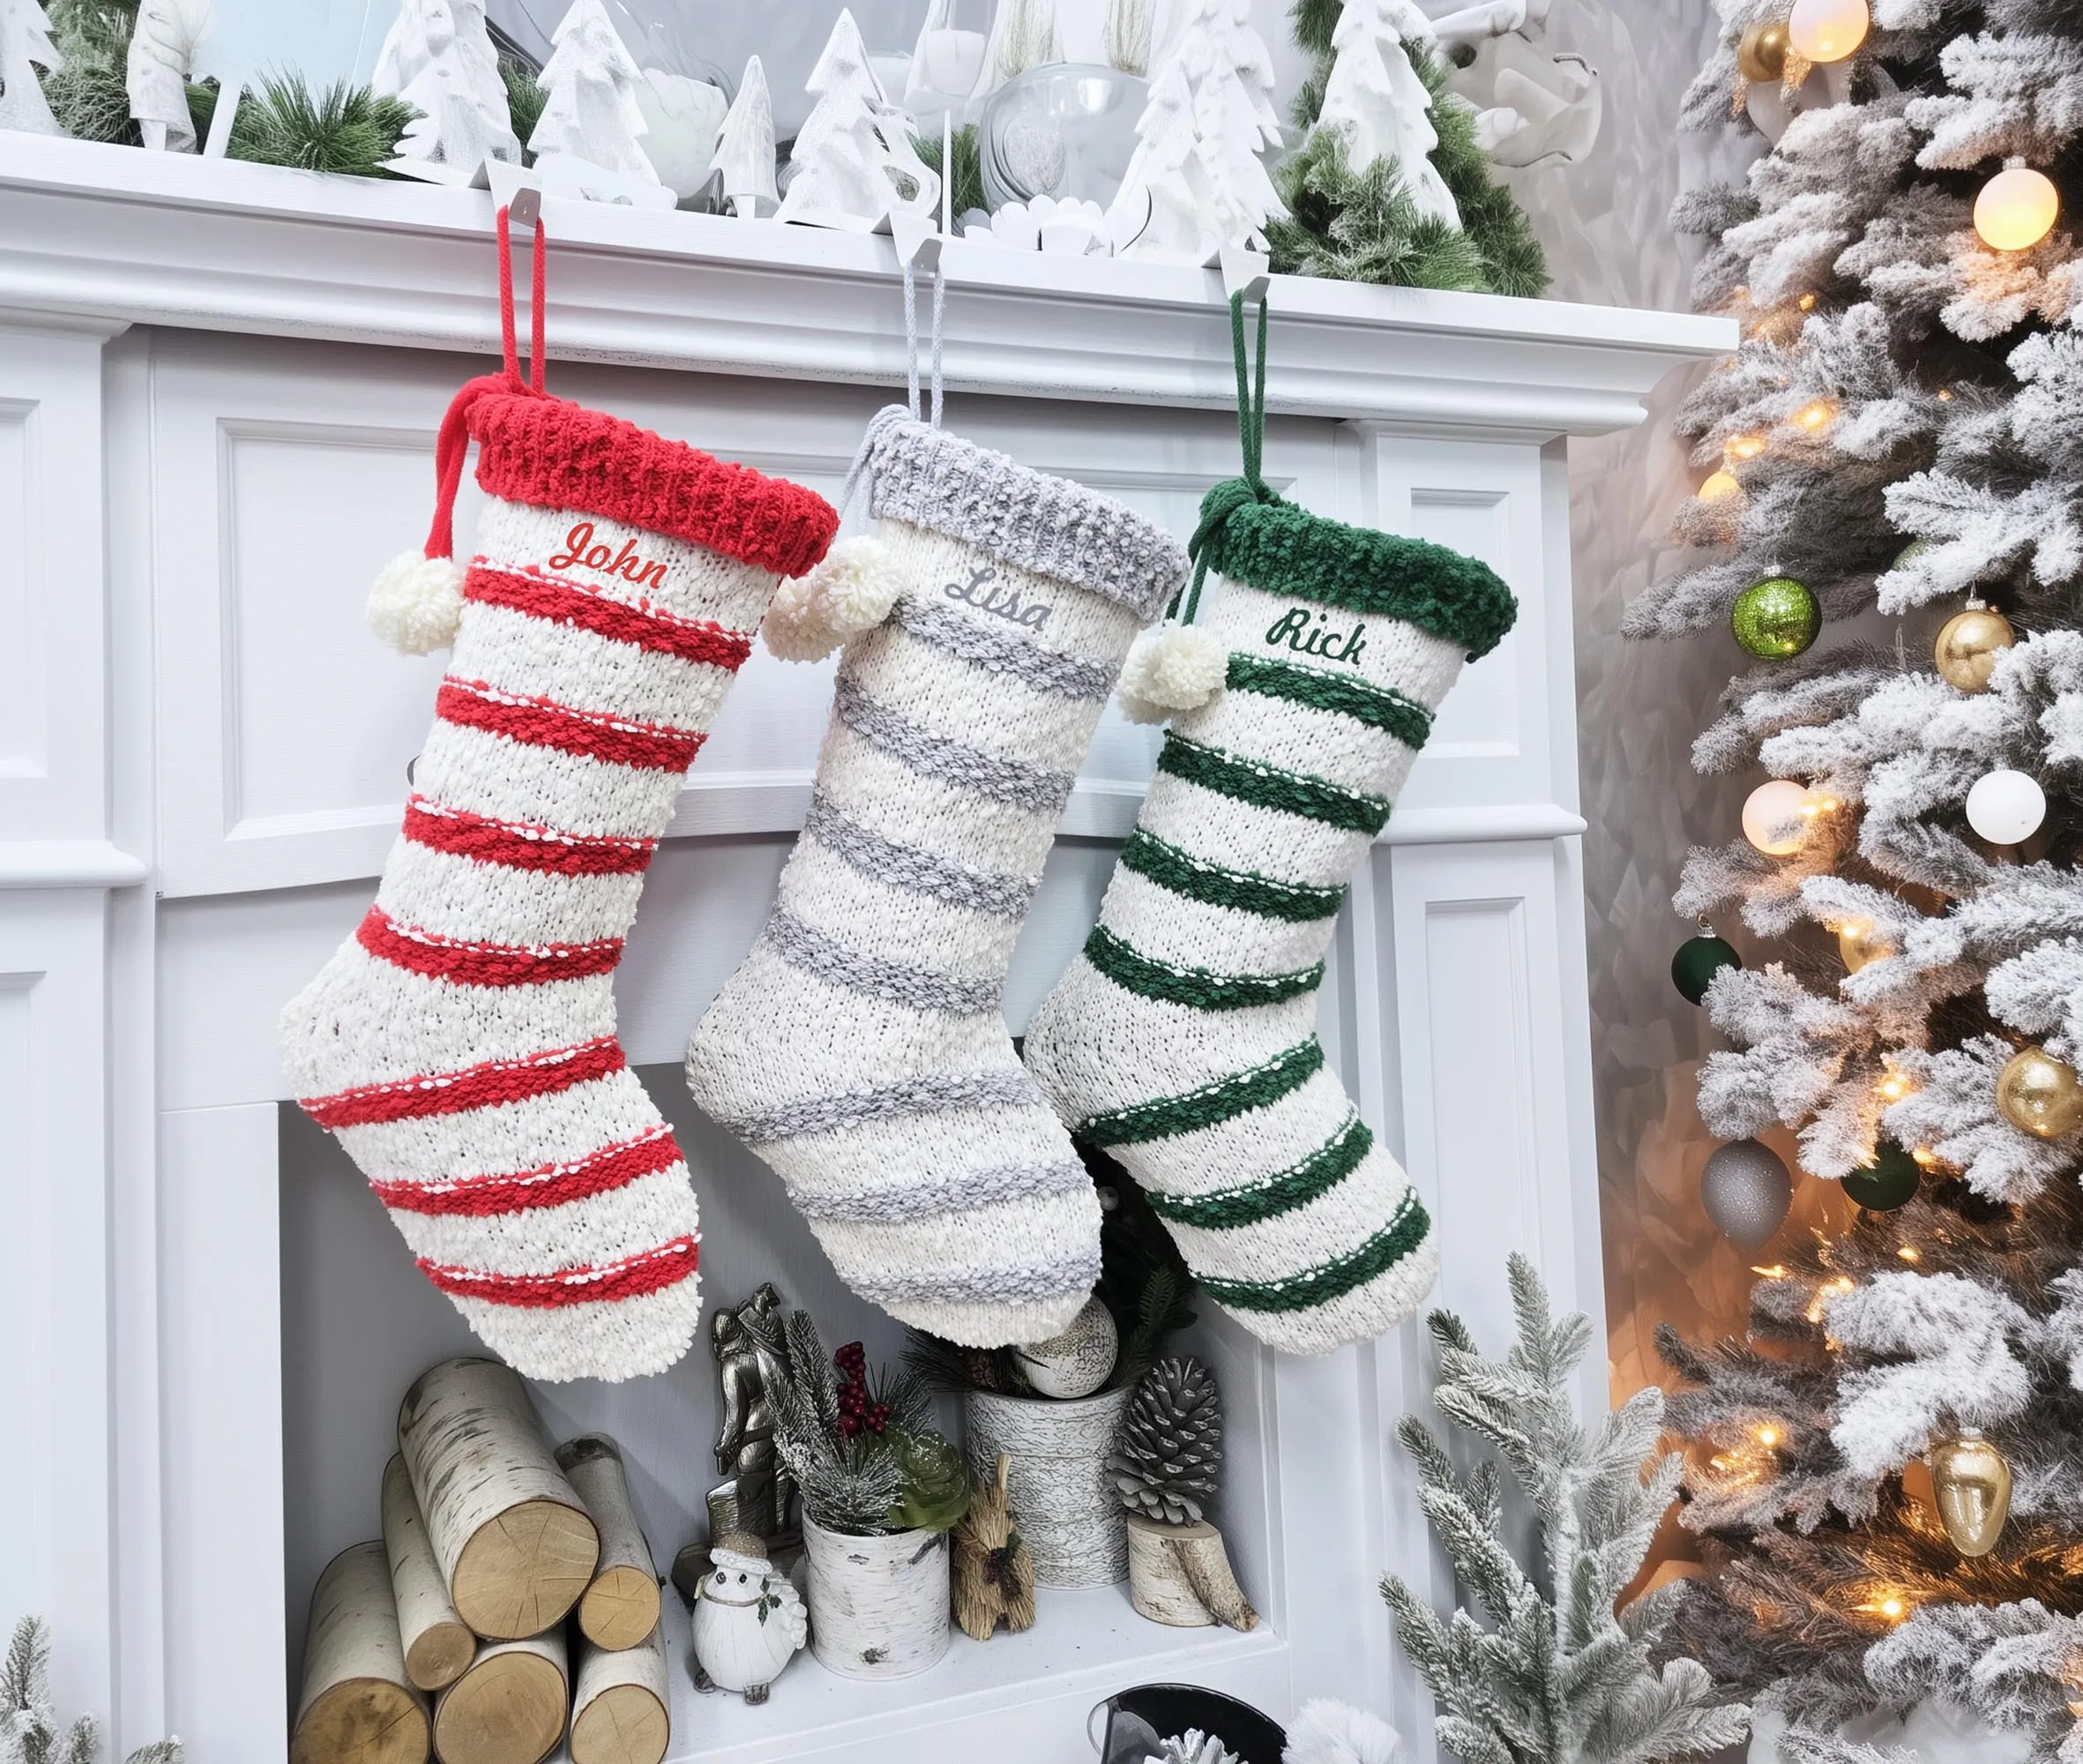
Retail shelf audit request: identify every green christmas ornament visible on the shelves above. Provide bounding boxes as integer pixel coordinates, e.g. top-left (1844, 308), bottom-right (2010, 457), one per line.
top-left (1732, 576), bottom-right (1821, 659)
top-left (1842, 1142), bottom-right (1921, 1211)
top-left (1671, 934), bottom-right (1742, 1005)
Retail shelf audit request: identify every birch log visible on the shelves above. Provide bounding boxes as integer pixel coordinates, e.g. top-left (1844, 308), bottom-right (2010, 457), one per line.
top-left (292, 1541), bottom-right (432, 1764)
top-left (1124, 1514), bottom-right (1259, 1631)
top-left (398, 1357), bottom-right (600, 1640)
top-left (569, 1619), bottom-right (669, 1764)
top-left (382, 1454), bottom-right (475, 1693)
top-left (431, 1632), bottom-right (568, 1764)
top-left (556, 1435), bottom-right (661, 1651)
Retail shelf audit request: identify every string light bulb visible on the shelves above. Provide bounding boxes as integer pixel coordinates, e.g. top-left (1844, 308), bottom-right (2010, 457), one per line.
top-left (1699, 468), bottom-right (1743, 502)
top-left (1975, 159), bottom-right (2060, 252)
top-left (1757, 1425), bottom-right (1781, 1447)
top-left (1794, 398), bottom-right (1838, 432)
top-left (1787, 0), bottom-right (1869, 62)
top-left (1725, 432), bottom-right (1768, 462)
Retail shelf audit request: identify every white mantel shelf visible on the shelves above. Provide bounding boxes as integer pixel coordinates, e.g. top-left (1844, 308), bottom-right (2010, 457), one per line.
top-left (0, 133), bottom-right (1734, 433)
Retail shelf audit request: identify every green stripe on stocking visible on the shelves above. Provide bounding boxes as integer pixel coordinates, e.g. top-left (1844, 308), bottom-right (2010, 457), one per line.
top-left (1079, 1037), bottom-right (1324, 1147)
top-left (1157, 734), bottom-right (1391, 835)
top-left (1197, 1191), bottom-right (1432, 1313)
top-left (1118, 828), bottom-right (1345, 924)
top-left (1226, 653), bottom-right (1433, 750)
top-left (1083, 923), bottom-right (1326, 1012)
top-left (1145, 1113), bottom-right (1374, 1230)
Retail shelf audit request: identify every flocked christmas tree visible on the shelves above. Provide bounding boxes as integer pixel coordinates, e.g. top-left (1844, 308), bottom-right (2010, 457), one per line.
top-left (1107, 0), bottom-right (1287, 264)
top-left (1382, 1256), bottom-right (1748, 1764)
top-left (0, 0), bottom-right (63, 135)
top-left (1629, 0), bottom-right (2083, 1753)
top-left (1269, 0), bottom-right (1545, 295)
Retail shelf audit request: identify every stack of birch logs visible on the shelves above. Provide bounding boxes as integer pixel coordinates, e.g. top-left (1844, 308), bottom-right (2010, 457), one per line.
top-left (289, 1358), bottom-right (672, 1764)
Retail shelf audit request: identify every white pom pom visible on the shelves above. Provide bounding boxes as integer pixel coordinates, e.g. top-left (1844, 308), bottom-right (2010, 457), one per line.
top-left (1282, 1700), bottom-right (1403, 1764)
top-left (762, 534), bottom-right (904, 663)
top-left (367, 549), bottom-right (465, 654)
top-left (1117, 623), bottom-right (1228, 722)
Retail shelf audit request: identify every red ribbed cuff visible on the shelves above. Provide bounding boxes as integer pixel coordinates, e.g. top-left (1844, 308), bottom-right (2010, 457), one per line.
top-left (470, 392), bottom-right (839, 579)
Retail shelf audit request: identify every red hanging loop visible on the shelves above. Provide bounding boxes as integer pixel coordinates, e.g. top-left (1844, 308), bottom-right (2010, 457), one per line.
top-left (422, 204), bottom-right (549, 563)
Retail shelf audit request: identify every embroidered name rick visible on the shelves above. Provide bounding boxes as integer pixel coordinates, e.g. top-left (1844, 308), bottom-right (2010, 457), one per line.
top-left (1265, 607), bottom-right (1366, 664)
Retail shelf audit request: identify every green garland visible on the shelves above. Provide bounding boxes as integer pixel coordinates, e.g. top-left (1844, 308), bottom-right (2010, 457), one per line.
top-left (1268, 0), bottom-right (1547, 297)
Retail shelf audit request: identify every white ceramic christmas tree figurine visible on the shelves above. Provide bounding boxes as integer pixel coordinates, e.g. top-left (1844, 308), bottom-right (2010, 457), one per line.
top-left (529, 0), bottom-right (659, 181)
top-left (711, 54), bottom-right (777, 217)
top-left (1314, 0), bottom-right (1460, 227)
top-left (126, 0), bottom-right (206, 150)
top-left (373, 0), bottom-right (519, 180)
top-left (774, 10), bottom-right (938, 233)
top-left (0, 0), bottom-right (63, 135)
top-left (1108, 0), bottom-right (1285, 264)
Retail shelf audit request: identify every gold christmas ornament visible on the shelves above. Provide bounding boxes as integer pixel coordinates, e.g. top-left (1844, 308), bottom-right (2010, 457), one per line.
top-left (1836, 919), bottom-right (1893, 974)
top-left (1787, 0), bottom-right (1868, 62)
top-left (1996, 1046), bottom-right (2083, 1139)
top-left (1699, 468), bottom-right (1743, 503)
top-left (1927, 1428), bottom-right (2012, 1558)
top-left (1737, 18), bottom-right (1791, 80)
top-left (1975, 161), bottom-right (2060, 252)
top-left (1932, 604), bottom-right (2015, 692)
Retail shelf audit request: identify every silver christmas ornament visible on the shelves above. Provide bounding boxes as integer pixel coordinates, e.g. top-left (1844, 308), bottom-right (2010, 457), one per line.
top-left (1700, 1139), bottom-right (1793, 1248)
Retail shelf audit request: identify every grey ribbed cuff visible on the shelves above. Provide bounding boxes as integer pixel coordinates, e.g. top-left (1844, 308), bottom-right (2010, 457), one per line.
top-left (860, 406), bottom-right (1187, 624)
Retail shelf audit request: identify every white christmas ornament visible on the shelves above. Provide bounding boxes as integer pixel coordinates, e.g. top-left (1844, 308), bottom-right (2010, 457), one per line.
top-left (375, 0), bottom-right (521, 182)
top-left (774, 10), bottom-right (939, 234)
top-left (1313, 0), bottom-right (1460, 227)
top-left (1107, 0), bottom-right (1287, 264)
top-left (528, 0), bottom-right (662, 187)
top-left (127, 0), bottom-right (209, 150)
top-left (1965, 768), bottom-right (2046, 846)
top-left (1741, 779), bottom-right (1813, 856)
top-left (711, 56), bottom-right (777, 217)
top-left (1282, 1699), bottom-right (1404, 1764)
top-left (1012, 1294), bottom-right (1119, 1397)
top-left (0, 0), bottom-right (64, 135)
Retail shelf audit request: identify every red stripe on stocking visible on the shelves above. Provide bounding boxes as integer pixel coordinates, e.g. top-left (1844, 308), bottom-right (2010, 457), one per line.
top-left (300, 1035), bottom-right (626, 1129)
top-left (402, 798), bottom-right (657, 876)
top-left (370, 1125), bottom-right (683, 1217)
top-left (355, 905), bottom-right (624, 987)
top-left (418, 1234), bottom-right (700, 1309)
top-left (465, 564), bottom-right (756, 669)
top-left (437, 677), bottom-right (704, 773)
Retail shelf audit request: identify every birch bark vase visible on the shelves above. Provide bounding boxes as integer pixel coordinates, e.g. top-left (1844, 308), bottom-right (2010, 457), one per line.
top-left (964, 1387), bottom-right (1131, 1588)
top-left (799, 1515), bottom-right (951, 1680)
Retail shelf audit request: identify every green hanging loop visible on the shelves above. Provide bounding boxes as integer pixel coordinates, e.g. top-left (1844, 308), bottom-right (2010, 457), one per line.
top-left (1180, 289), bottom-right (1280, 627)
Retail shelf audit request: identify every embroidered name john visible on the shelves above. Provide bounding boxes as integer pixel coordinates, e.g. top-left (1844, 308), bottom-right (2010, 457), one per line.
top-left (549, 520), bottom-right (669, 591)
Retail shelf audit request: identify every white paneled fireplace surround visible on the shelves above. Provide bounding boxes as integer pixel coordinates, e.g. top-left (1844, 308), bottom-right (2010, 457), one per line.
top-left (0, 136), bottom-right (1729, 1764)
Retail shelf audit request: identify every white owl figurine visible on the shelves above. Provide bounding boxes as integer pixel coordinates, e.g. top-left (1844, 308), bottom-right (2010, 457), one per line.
top-left (691, 1533), bottom-right (808, 1705)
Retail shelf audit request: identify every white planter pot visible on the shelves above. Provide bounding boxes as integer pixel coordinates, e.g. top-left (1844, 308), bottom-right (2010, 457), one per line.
top-left (964, 1386), bottom-right (1131, 1588)
top-left (800, 1516), bottom-right (951, 1681)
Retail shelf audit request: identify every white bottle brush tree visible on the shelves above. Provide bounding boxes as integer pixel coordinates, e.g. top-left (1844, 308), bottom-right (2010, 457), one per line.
top-left (1108, 0), bottom-right (1286, 263)
top-left (0, 0), bottom-right (63, 136)
top-left (1381, 1256), bottom-right (1749, 1764)
top-left (2, 1616), bottom-right (181, 1764)
top-left (529, 0), bottom-right (657, 180)
top-left (1314, 0), bottom-right (1460, 228)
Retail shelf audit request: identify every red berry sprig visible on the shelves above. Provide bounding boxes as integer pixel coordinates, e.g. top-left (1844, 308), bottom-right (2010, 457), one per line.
top-left (833, 1342), bottom-right (888, 1442)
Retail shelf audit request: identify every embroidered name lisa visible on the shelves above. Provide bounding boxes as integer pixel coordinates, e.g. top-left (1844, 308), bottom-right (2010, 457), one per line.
top-left (1265, 607), bottom-right (1366, 663)
top-left (946, 564), bottom-right (1050, 630)
top-left (548, 521), bottom-right (668, 590)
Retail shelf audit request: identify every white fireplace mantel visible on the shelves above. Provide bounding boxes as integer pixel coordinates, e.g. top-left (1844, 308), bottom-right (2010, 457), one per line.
top-left (0, 135), bottom-right (1732, 1764)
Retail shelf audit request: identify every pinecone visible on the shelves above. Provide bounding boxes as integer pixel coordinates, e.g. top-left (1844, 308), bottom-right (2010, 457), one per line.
top-left (1107, 1357), bottom-right (1222, 1524)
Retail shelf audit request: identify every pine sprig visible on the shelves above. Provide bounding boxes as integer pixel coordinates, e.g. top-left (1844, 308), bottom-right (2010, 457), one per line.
top-left (225, 78), bottom-right (416, 177)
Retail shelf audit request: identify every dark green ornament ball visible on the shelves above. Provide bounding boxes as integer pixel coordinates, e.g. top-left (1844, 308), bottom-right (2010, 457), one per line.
top-left (1842, 1143), bottom-right (1920, 1211)
top-left (1671, 934), bottom-right (1743, 1005)
top-left (1731, 576), bottom-right (1821, 660)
